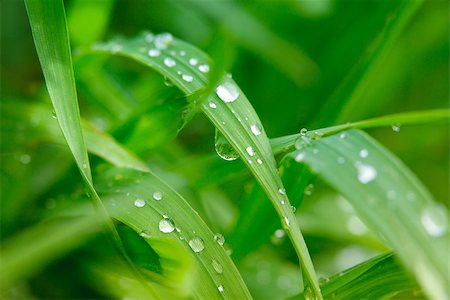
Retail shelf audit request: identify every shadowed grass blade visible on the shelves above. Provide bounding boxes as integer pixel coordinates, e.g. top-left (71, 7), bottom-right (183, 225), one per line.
top-left (88, 31), bottom-right (322, 298)
top-left (289, 129), bottom-right (449, 300)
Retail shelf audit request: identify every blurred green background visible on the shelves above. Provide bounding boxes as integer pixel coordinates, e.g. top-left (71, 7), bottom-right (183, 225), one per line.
top-left (1, 0), bottom-right (448, 299)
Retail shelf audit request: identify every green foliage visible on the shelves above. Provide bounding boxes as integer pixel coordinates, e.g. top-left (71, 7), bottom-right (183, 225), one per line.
top-left (1, 0), bottom-right (448, 299)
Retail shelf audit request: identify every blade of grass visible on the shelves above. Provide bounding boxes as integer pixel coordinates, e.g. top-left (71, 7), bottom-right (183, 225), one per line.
top-left (314, 0), bottom-right (424, 125)
top-left (96, 166), bottom-right (252, 299)
top-left (288, 129), bottom-right (449, 300)
top-left (88, 32), bottom-right (322, 298)
top-left (271, 109), bottom-right (450, 155)
top-left (293, 253), bottom-right (418, 300)
top-left (24, 2), bottom-right (159, 297)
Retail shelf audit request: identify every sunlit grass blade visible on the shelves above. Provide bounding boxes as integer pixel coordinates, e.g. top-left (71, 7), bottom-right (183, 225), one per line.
top-left (294, 253), bottom-right (418, 300)
top-left (314, 0), bottom-right (424, 125)
top-left (271, 109), bottom-right (450, 155)
top-left (0, 215), bottom-right (105, 291)
top-left (96, 167), bottom-right (252, 299)
top-left (89, 32), bottom-right (322, 297)
top-left (288, 129), bottom-right (449, 300)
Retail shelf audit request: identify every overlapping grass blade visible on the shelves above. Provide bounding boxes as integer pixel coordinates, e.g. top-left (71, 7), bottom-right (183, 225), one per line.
top-left (288, 129), bottom-right (449, 300)
top-left (294, 253), bottom-right (418, 299)
top-left (89, 32), bottom-right (322, 297)
top-left (271, 109), bottom-right (450, 155)
top-left (96, 167), bottom-right (252, 299)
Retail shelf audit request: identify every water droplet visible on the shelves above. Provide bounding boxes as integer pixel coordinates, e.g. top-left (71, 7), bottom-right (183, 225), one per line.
top-left (319, 277), bottom-right (330, 285)
top-left (208, 101), bottom-right (217, 109)
top-left (182, 74), bottom-right (193, 82)
top-left (282, 216), bottom-right (290, 227)
top-left (250, 124), bottom-right (262, 136)
top-left (134, 198), bottom-right (146, 208)
top-left (189, 237), bottom-right (205, 252)
top-left (111, 44), bottom-right (122, 53)
top-left (421, 204), bottom-right (448, 237)
top-left (216, 82), bottom-right (239, 103)
top-left (144, 32), bottom-right (154, 42)
top-left (215, 129), bottom-right (239, 161)
top-left (312, 131), bottom-right (322, 140)
top-left (304, 184), bottom-right (314, 196)
top-left (179, 50), bottom-right (186, 56)
top-left (340, 132), bottom-right (347, 139)
top-left (139, 230), bottom-right (152, 238)
top-left (211, 259), bottom-right (223, 274)
top-left (392, 124), bottom-right (401, 132)
top-left (164, 57), bottom-right (176, 68)
top-left (19, 154), bottom-right (31, 164)
top-left (295, 152), bottom-right (305, 162)
top-left (159, 217), bottom-right (175, 233)
top-left (153, 192), bottom-right (163, 201)
top-left (154, 33), bottom-right (173, 49)
top-left (246, 146), bottom-right (255, 156)
top-left (359, 149), bottom-right (368, 158)
top-left (304, 287), bottom-right (318, 300)
top-left (291, 205), bottom-right (297, 213)
top-left (198, 64), bottom-right (210, 73)
top-left (356, 163), bottom-right (377, 184)
top-left (214, 233), bottom-right (225, 246)
top-left (347, 215), bottom-right (368, 235)
top-left (278, 188), bottom-right (286, 195)
top-left (218, 285), bottom-right (224, 293)
top-left (257, 158), bottom-right (263, 165)
top-left (271, 229), bottom-right (285, 245)
top-left (148, 49), bottom-right (160, 57)
top-left (189, 58), bottom-right (198, 66)
top-left (300, 128), bottom-right (308, 136)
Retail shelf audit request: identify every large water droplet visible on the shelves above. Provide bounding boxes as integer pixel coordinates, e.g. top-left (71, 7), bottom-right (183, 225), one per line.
top-left (356, 163), bottom-right (377, 184)
top-left (164, 57), bottom-right (176, 68)
top-left (250, 124), bottom-right (262, 136)
top-left (278, 188), bottom-right (286, 195)
top-left (246, 146), bottom-right (255, 156)
top-left (214, 233), bottom-right (225, 246)
top-left (217, 285), bottom-right (224, 293)
top-left (208, 101), bottom-right (217, 109)
top-left (295, 152), bottom-right (305, 162)
top-left (421, 204), bottom-right (448, 237)
top-left (215, 129), bottom-right (239, 161)
top-left (134, 198), bottom-right (146, 208)
top-left (189, 237), bottom-right (205, 252)
top-left (257, 158), bottom-right (263, 165)
top-left (198, 64), bottom-right (210, 73)
top-left (155, 33), bottom-right (173, 49)
top-left (211, 259), bottom-right (223, 274)
top-left (216, 82), bottom-right (239, 103)
top-left (153, 192), bottom-right (163, 201)
top-left (148, 49), bottom-right (160, 57)
top-left (159, 217), bottom-right (175, 233)
top-left (300, 128), bottom-right (308, 136)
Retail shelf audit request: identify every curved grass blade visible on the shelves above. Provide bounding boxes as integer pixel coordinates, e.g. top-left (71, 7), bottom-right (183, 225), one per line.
top-left (289, 129), bottom-right (449, 300)
top-left (89, 32), bottom-right (322, 298)
top-left (293, 253), bottom-right (418, 300)
top-left (96, 167), bottom-right (252, 299)
top-left (271, 109), bottom-right (450, 156)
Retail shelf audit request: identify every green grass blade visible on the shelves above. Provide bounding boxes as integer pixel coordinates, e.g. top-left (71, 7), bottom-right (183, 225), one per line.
top-left (295, 253), bottom-right (418, 300)
top-left (314, 0), bottom-right (424, 125)
top-left (97, 167), bottom-right (252, 299)
top-left (0, 216), bottom-right (105, 291)
top-left (289, 129), bottom-right (449, 300)
top-left (271, 109), bottom-right (450, 155)
top-left (24, 0), bottom-right (92, 183)
top-left (88, 32), bottom-right (322, 298)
